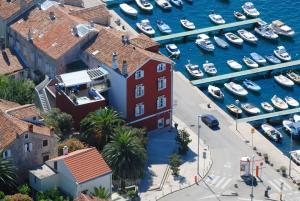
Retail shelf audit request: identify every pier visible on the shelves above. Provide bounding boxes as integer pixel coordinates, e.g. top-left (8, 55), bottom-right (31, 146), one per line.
top-left (153, 18), bottom-right (262, 42)
top-left (191, 59), bottom-right (300, 86)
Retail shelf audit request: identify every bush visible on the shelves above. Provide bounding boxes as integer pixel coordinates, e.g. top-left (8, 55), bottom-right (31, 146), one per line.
top-left (176, 129), bottom-right (192, 155)
top-left (127, 189), bottom-right (138, 200)
top-left (0, 191), bottom-right (5, 199)
top-left (17, 184), bottom-right (30, 195)
top-left (36, 188), bottom-right (70, 201)
top-left (58, 138), bottom-right (85, 156)
top-left (169, 154), bottom-right (182, 176)
top-left (4, 193), bottom-right (33, 201)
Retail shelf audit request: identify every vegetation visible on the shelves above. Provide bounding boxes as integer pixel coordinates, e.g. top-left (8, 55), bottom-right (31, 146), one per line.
top-left (43, 108), bottom-right (73, 136)
top-left (0, 155), bottom-right (17, 193)
top-left (80, 108), bottom-right (124, 150)
top-left (176, 129), bottom-right (192, 155)
top-left (93, 186), bottom-right (110, 199)
top-left (36, 188), bottom-right (71, 201)
top-left (17, 184), bottom-right (30, 195)
top-left (0, 191), bottom-right (5, 199)
top-left (0, 75), bottom-right (35, 105)
top-left (3, 193), bottom-right (33, 201)
top-left (102, 128), bottom-right (146, 190)
top-left (58, 138), bottom-right (86, 156)
top-left (169, 154), bottom-right (182, 176)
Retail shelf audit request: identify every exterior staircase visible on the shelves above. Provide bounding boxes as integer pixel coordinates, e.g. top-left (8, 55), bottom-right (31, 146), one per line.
top-left (35, 75), bottom-right (51, 113)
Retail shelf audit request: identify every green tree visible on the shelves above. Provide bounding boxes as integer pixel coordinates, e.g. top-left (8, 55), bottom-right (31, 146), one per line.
top-left (0, 155), bottom-right (17, 193)
top-left (36, 188), bottom-right (70, 201)
top-left (58, 138), bottom-right (85, 156)
top-left (102, 129), bottom-right (146, 190)
top-left (169, 154), bottom-right (182, 176)
top-left (80, 108), bottom-right (124, 149)
top-left (17, 184), bottom-right (30, 195)
top-left (176, 129), bottom-right (192, 155)
top-left (93, 186), bottom-right (110, 199)
top-left (3, 193), bottom-right (33, 201)
top-left (115, 126), bottom-right (147, 147)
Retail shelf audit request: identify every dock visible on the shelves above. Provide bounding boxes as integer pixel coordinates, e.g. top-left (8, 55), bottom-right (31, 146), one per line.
top-left (237, 107), bottom-right (300, 123)
top-left (153, 18), bottom-right (262, 42)
top-left (191, 59), bottom-right (300, 86)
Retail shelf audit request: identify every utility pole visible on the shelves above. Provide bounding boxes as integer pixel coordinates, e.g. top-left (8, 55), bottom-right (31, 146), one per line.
top-left (289, 116), bottom-right (293, 178)
top-left (250, 155), bottom-right (255, 201)
top-left (197, 116), bottom-right (201, 175)
top-left (280, 182), bottom-right (284, 201)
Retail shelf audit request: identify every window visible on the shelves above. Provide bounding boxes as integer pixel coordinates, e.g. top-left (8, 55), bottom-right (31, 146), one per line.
top-left (135, 70), bottom-right (144, 79)
top-left (2, 149), bottom-right (11, 159)
top-left (157, 118), bottom-right (164, 129)
top-left (135, 103), bottom-right (144, 117)
top-left (25, 133), bottom-right (29, 139)
top-left (24, 143), bottom-right (32, 152)
top-left (43, 155), bottom-right (49, 162)
top-left (43, 140), bottom-right (48, 147)
top-left (135, 84), bottom-right (144, 98)
top-left (157, 96), bottom-right (166, 109)
top-left (157, 63), bottom-right (166, 72)
top-left (158, 77), bottom-right (167, 91)
top-left (54, 161), bottom-right (57, 170)
top-left (34, 176), bottom-right (37, 183)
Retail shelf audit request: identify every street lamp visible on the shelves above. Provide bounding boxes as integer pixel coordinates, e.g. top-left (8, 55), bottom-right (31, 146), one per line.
top-left (289, 116), bottom-right (294, 178)
top-left (250, 155), bottom-right (255, 201)
top-left (197, 115), bottom-right (201, 176)
top-left (235, 99), bottom-right (240, 131)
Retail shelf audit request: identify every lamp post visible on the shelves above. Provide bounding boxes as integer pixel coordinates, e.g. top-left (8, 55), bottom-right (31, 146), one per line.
top-left (250, 155), bottom-right (255, 201)
top-left (289, 116), bottom-right (294, 178)
top-left (197, 115), bottom-right (201, 176)
top-left (251, 128), bottom-right (255, 148)
top-left (235, 99), bottom-right (240, 131)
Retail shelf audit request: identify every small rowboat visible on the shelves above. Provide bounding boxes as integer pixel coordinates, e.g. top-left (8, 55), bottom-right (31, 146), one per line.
top-left (226, 104), bottom-right (242, 116)
top-left (243, 56), bottom-right (259, 68)
top-left (261, 102), bottom-right (274, 112)
top-left (227, 60), bottom-right (242, 71)
top-left (241, 103), bottom-right (261, 115)
top-left (234, 11), bottom-right (246, 20)
top-left (286, 71), bottom-right (300, 84)
top-left (120, 3), bottom-right (138, 17)
top-left (213, 36), bottom-right (229, 48)
top-left (285, 96), bottom-right (299, 107)
top-left (208, 85), bottom-right (224, 100)
top-left (261, 123), bottom-right (282, 142)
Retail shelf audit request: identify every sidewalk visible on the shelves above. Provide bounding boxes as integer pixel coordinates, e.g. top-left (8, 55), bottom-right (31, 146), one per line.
top-left (139, 116), bottom-right (212, 201)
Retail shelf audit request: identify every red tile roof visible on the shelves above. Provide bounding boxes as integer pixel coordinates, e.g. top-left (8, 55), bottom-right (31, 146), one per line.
top-left (0, 49), bottom-right (24, 76)
top-left (6, 104), bottom-right (39, 119)
top-left (69, 5), bottom-right (111, 23)
top-left (74, 194), bottom-right (108, 201)
top-left (130, 33), bottom-right (159, 50)
top-left (0, 99), bottom-right (20, 111)
top-left (0, 0), bottom-right (33, 20)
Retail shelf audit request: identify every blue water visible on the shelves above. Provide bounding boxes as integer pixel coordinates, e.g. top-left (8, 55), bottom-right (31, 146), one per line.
top-left (111, 0), bottom-right (300, 155)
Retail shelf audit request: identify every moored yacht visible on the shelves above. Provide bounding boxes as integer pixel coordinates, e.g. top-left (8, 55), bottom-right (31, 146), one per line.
top-left (242, 2), bottom-right (260, 18)
top-left (265, 55), bottom-right (281, 64)
top-left (234, 11), bottom-right (246, 20)
top-left (170, 0), bottom-right (183, 7)
top-left (243, 56), bottom-right (259, 68)
top-left (261, 123), bottom-right (282, 142)
top-left (243, 79), bottom-right (261, 92)
top-left (271, 95), bottom-right (288, 110)
top-left (254, 21), bottom-right (278, 40)
top-left (208, 85), bottom-right (224, 100)
top-left (209, 11), bottom-right (226, 25)
top-left (285, 96), bottom-right (299, 107)
top-left (155, 0), bottom-right (172, 9)
top-left (286, 71), bottom-right (300, 84)
top-left (270, 20), bottom-right (295, 37)
top-left (165, 44), bottom-right (180, 56)
top-left (274, 74), bottom-right (294, 87)
top-left (237, 29), bottom-right (258, 43)
top-left (227, 60), bottom-right (242, 71)
top-left (224, 82), bottom-right (248, 97)
top-left (195, 34), bottom-right (215, 52)
top-left (185, 60), bottom-right (203, 78)
top-left (136, 19), bottom-right (155, 36)
top-left (290, 150), bottom-right (300, 165)
top-left (157, 20), bottom-right (172, 34)
top-left (180, 18), bottom-right (195, 30)
top-left (203, 61), bottom-right (217, 75)
top-left (224, 32), bottom-right (243, 45)
top-left (135, 0), bottom-right (153, 11)
top-left (120, 3), bottom-right (138, 17)
top-left (274, 46), bottom-right (292, 62)
top-left (261, 102), bottom-right (274, 113)
top-left (241, 103), bottom-right (261, 115)
top-left (226, 104), bottom-right (243, 116)
top-left (250, 52), bottom-right (267, 65)
top-left (213, 36), bottom-right (229, 48)
top-left (282, 120), bottom-right (300, 139)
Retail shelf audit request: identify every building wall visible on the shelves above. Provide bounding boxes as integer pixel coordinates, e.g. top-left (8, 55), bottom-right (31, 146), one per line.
top-left (29, 171), bottom-right (58, 191)
top-left (77, 173), bottom-right (112, 196)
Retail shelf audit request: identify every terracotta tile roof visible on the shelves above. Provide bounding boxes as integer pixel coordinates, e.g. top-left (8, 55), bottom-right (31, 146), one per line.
top-left (0, 0), bottom-right (33, 20)
top-left (0, 99), bottom-right (20, 111)
top-left (50, 147), bottom-right (111, 183)
top-left (130, 33), bottom-right (159, 50)
top-left (10, 4), bottom-right (96, 59)
top-left (69, 5), bottom-right (111, 23)
top-left (6, 104), bottom-right (39, 119)
top-left (74, 194), bottom-right (108, 201)
top-left (0, 49), bottom-right (24, 75)
top-left (85, 27), bottom-right (173, 75)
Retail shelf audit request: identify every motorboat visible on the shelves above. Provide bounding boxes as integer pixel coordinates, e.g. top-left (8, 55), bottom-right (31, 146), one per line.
top-left (180, 18), bottom-right (195, 30)
top-left (290, 150), bottom-right (300, 165)
top-left (294, 114), bottom-right (300, 122)
top-left (227, 60), bottom-right (242, 71)
top-left (270, 20), bottom-right (295, 37)
top-left (195, 34), bottom-right (215, 52)
top-left (185, 61), bottom-right (203, 78)
top-left (286, 71), bottom-right (300, 84)
top-left (243, 79), bottom-right (261, 92)
top-left (261, 123), bottom-right (282, 142)
top-left (261, 102), bottom-right (274, 113)
top-left (283, 120), bottom-right (300, 139)
top-left (274, 74), bottom-right (294, 87)
top-left (242, 2), bottom-right (260, 18)
top-left (243, 56), bottom-right (259, 68)
top-left (169, 0), bottom-right (183, 7)
top-left (136, 19), bottom-right (155, 36)
top-left (208, 85), bottom-right (224, 100)
top-left (135, 0), bottom-right (153, 11)
top-left (155, 0), bottom-right (172, 10)
top-left (224, 32), bottom-right (243, 45)
top-left (265, 55), bottom-right (281, 64)
top-left (203, 61), bottom-right (217, 75)
top-left (226, 104), bottom-right (242, 116)
top-left (120, 3), bottom-right (138, 17)
top-left (209, 12), bottom-right (226, 25)
top-left (237, 29), bottom-right (258, 43)
top-left (213, 36), bottom-right (229, 48)
top-left (234, 11), bottom-right (246, 20)
top-left (254, 22), bottom-right (278, 40)
top-left (274, 46), bottom-right (292, 62)
top-left (250, 52), bottom-right (267, 65)
top-left (285, 96), bottom-right (299, 107)
top-left (224, 82), bottom-right (248, 97)
top-left (271, 95), bottom-right (288, 110)
top-left (241, 103), bottom-right (261, 115)
top-left (157, 20), bottom-right (172, 34)
top-left (165, 44), bottom-right (180, 56)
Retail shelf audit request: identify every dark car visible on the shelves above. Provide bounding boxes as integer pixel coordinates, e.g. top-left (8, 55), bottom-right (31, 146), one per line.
top-left (201, 114), bottom-right (219, 128)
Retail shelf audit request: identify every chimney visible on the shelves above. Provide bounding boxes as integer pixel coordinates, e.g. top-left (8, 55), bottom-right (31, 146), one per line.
top-left (27, 29), bottom-right (32, 41)
top-left (112, 52), bottom-right (118, 71)
top-left (121, 60), bottom-right (127, 76)
top-left (63, 146), bottom-right (68, 155)
top-left (28, 124), bottom-right (33, 133)
top-left (49, 11), bottom-right (56, 21)
top-left (50, 127), bottom-right (55, 136)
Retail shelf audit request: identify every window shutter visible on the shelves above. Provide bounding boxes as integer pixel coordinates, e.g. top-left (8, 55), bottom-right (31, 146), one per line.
top-left (163, 78), bottom-right (167, 89)
top-left (24, 144), bottom-right (28, 152)
top-left (157, 98), bottom-right (160, 109)
top-left (135, 105), bottom-right (139, 116)
top-left (163, 97), bottom-right (166, 107)
top-left (141, 70), bottom-right (144, 77)
top-left (7, 150), bottom-right (11, 157)
top-left (29, 143), bottom-right (33, 152)
top-left (141, 85), bottom-right (144, 96)
top-left (135, 87), bottom-right (138, 97)
top-left (141, 104), bottom-right (144, 114)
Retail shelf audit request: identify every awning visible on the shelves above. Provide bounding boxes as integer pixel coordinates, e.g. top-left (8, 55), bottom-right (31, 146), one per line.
top-left (60, 70), bottom-right (91, 87)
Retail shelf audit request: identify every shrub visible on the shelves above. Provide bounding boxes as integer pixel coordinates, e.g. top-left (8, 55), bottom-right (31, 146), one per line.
top-left (176, 129), bottom-right (192, 155)
top-left (169, 154), bottom-right (182, 176)
top-left (4, 193), bottom-right (33, 201)
top-left (0, 191), bottom-right (5, 199)
top-left (58, 138), bottom-right (85, 156)
top-left (17, 184), bottom-right (30, 195)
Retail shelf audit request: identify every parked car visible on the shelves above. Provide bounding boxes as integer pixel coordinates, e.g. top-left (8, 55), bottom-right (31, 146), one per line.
top-left (201, 114), bottom-right (219, 128)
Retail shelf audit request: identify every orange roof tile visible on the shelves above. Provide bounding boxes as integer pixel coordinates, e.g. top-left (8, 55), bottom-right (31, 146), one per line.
top-left (130, 33), bottom-right (159, 50)
top-left (0, 99), bottom-right (20, 111)
top-left (69, 5), bottom-right (111, 23)
top-left (0, 49), bottom-right (24, 75)
top-left (0, 0), bottom-right (33, 20)
top-left (6, 104), bottom-right (39, 119)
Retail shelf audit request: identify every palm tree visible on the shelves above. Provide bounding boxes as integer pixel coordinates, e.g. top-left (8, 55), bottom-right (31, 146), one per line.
top-left (80, 108), bottom-right (124, 149)
top-left (93, 186), bottom-right (110, 199)
top-left (0, 154), bottom-right (17, 193)
top-left (102, 129), bottom-right (146, 190)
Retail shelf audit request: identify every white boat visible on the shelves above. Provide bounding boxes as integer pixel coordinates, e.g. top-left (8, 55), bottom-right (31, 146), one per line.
top-left (157, 20), bottom-right (172, 34)
top-left (224, 82), bottom-right (248, 97)
top-left (120, 3), bottom-right (138, 17)
top-left (254, 22), bottom-right (278, 40)
top-left (180, 18), bottom-right (195, 30)
top-left (261, 102), bottom-right (274, 112)
top-left (224, 32), bottom-right (243, 45)
top-left (274, 74), bottom-right (294, 87)
top-left (274, 46), bottom-right (292, 62)
top-left (243, 56), bottom-right (259, 68)
top-left (165, 44), bottom-right (180, 56)
top-left (208, 85), bottom-right (224, 100)
top-left (261, 123), bottom-right (282, 142)
top-left (283, 120), bottom-right (300, 139)
top-left (290, 150), bottom-right (300, 165)
top-left (237, 29), bottom-right (258, 43)
top-left (286, 71), bottom-right (300, 84)
top-left (185, 61), bottom-right (203, 78)
top-left (294, 114), bottom-right (300, 122)
top-left (195, 34), bottom-right (215, 52)
top-left (213, 36), bottom-right (229, 48)
top-left (136, 19), bottom-right (155, 36)
top-left (250, 52), bottom-right (267, 65)
top-left (271, 95), bottom-right (288, 110)
top-left (243, 79), bottom-right (261, 92)
top-left (155, 0), bottom-right (172, 9)
top-left (241, 103), bottom-right (261, 115)
top-left (227, 60), bottom-right (242, 71)
top-left (169, 0), bottom-right (183, 7)
top-left (226, 104), bottom-right (243, 115)
top-left (203, 61), bottom-right (217, 75)
top-left (242, 2), bottom-right (260, 18)
top-left (209, 12), bottom-right (226, 25)
top-left (265, 55), bottom-right (281, 64)
top-left (135, 0), bottom-right (153, 11)
top-left (270, 20), bottom-right (295, 37)
top-left (285, 96), bottom-right (299, 107)
top-left (234, 11), bottom-right (246, 20)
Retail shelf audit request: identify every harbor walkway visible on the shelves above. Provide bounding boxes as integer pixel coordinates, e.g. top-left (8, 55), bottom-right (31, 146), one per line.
top-left (153, 18), bottom-right (262, 42)
top-left (191, 59), bottom-right (300, 85)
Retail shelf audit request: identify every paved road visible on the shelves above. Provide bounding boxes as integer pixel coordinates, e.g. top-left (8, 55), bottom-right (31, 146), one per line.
top-left (161, 72), bottom-right (300, 201)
